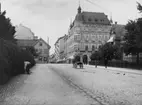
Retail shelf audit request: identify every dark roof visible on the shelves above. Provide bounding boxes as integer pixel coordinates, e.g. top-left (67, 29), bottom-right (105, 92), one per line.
top-left (75, 11), bottom-right (110, 25)
top-left (16, 39), bottom-right (39, 47)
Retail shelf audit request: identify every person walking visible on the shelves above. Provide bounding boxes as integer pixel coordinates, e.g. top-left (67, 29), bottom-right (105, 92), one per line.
top-left (24, 61), bottom-right (31, 74)
top-left (104, 57), bottom-right (108, 68)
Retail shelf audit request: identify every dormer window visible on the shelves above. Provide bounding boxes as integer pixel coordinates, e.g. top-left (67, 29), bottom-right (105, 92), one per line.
top-left (88, 18), bottom-right (92, 22)
top-left (95, 19), bottom-right (98, 22)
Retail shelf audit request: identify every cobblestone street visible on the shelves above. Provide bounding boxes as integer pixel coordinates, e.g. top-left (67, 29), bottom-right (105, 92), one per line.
top-left (0, 64), bottom-right (100, 105)
top-left (0, 64), bottom-right (142, 105)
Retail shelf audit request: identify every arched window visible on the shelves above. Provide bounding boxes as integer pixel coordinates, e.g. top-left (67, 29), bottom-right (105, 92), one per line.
top-left (92, 45), bottom-right (95, 51)
top-left (85, 45), bottom-right (88, 51)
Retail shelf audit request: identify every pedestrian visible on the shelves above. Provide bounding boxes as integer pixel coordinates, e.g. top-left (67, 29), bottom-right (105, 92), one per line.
top-left (24, 61), bottom-right (31, 74)
top-left (104, 57), bottom-right (108, 68)
top-left (95, 60), bottom-right (97, 68)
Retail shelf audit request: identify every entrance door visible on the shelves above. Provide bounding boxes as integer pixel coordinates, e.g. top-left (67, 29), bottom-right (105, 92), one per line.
top-left (83, 55), bottom-right (88, 64)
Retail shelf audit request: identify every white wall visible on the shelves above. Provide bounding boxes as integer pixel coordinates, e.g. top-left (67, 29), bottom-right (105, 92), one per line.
top-left (34, 40), bottom-right (49, 56)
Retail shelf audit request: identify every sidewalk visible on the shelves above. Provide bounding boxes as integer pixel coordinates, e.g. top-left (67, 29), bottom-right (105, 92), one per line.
top-left (86, 64), bottom-right (142, 75)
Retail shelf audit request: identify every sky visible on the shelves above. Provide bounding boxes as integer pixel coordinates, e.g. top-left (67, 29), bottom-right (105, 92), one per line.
top-left (1, 0), bottom-right (142, 54)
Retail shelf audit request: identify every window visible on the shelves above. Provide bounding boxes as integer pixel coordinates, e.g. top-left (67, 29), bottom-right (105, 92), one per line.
top-left (77, 35), bottom-right (81, 41)
top-left (95, 19), bottom-right (98, 22)
top-left (85, 45), bottom-right (88, 51)
top-left (88, 18), bottom-right (92, 21)
top-left (85, 35), bottom-right (89, 41)
top-left (92, 45), bottom-right (95, 51)
top-left (39, 42), bottom-right (42, 46)
top-left (101, 19), bottom-right (104, 22)
top-left (39, 56), bottom-right (42, 61)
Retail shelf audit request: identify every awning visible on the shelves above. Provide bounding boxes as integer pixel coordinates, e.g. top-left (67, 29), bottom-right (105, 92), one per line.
top-left (68, 55), bottom-right (74, 59)
top-left (107, 36), bottom-right (114, 43)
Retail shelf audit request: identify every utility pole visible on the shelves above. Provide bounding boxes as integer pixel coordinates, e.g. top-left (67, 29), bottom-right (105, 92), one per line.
top-left (47, 36), bottom-right (49, 44)
top-left (0, 2), bottom-right (1, 14)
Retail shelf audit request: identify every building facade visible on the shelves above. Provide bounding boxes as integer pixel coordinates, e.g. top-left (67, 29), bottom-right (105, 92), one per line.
top-left (64, 6), bottom-right (112, 63)
top-left (54, 36), bottom-right (66, 62)
top-left (17, 38), bottom-right (51, 63)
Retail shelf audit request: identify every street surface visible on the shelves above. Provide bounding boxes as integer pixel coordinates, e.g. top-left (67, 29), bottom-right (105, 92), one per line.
top-left (0, 64), bottom-right (142, 105)
top-left (0, 64), bottom-right (99, 105)
top-left (48, 64), bottom-right (142, 105)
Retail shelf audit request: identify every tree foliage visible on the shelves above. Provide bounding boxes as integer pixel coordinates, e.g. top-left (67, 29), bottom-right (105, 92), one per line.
top-left (99, 43), bottom-right (119, 60)
top-left (25, 46), bottom-right (39, 57)
top-left (123, 2), bottom-right (142, 64)
top-left (90, 50), bottom-right (100, 61)
top-left (0, 11), bottom-right (16, 42)
top-left (90, 43), bottom-right (121, 62)
top-left (123, 20), bottom-right (139, 55)
top-left (137, 2), bottom-right (142, 13)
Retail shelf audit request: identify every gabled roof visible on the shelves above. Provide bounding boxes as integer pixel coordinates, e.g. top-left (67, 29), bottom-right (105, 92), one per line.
top-left (38, 38), bottom-right (51, 49)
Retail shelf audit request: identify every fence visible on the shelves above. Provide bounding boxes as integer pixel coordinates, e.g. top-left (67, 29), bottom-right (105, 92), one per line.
top-left (89, 60), bottom-right (142, 70)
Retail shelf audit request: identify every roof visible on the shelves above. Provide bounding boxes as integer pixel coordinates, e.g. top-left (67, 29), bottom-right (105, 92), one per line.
top-left (17, 38), bottom-right (51, 49)
top-left (39, 38), bottom-right (51, 49)
top-left (75, 11), bottom-right (110, 25)
top-left (107, 35), bottom-right (114, 43)
top-left (111, 24), bottom-right (126, 40)
top-left (16, 39), bottom-right (39, 47)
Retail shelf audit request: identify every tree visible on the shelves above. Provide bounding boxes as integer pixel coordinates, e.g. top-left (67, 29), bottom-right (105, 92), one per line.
top-left (25, 46), bottom-right (39, 57)
top-left (90, 50), bottom-right (100, 61)
top-left (0, 11), bottom-right (16, 42)
top-left (123, 2), bottom-right (142, 64)
top-left (137, 2), bottom-right (142, 13)
top-left (98, 43), bottom-right (120, 61)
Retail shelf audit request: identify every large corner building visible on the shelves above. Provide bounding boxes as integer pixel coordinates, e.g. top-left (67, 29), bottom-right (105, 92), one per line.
top-left (63, 6), bottom-right (112, 63)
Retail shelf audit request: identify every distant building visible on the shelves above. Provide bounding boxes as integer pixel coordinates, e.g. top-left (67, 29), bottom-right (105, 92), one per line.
top-left (54, 35), bottom-right (66, 62)
top-left (108, 22), bottom-right (126, 44)
top-left (64, 5), bottom-right (111, 63)
top-left (17, 38), bottom-right (51, 63)
top-left (15, 24), bottom-right (38, 40)
top-left (49, 53), bottom-right (57, 63)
